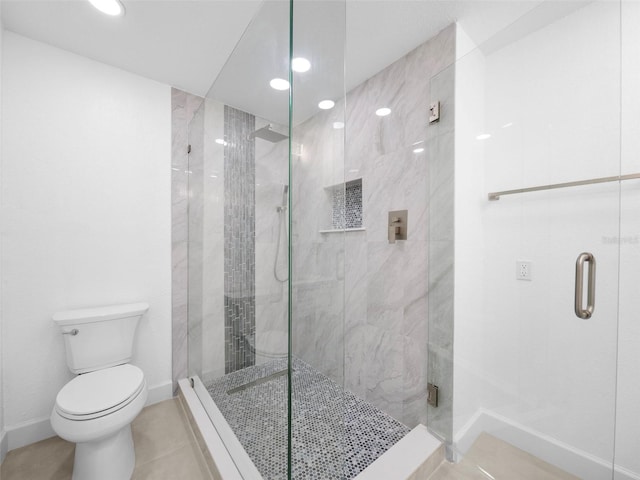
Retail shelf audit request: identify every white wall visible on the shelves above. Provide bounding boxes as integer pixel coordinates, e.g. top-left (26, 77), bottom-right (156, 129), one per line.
top-left (452, 24), bottom-right (486, 443)
top-left (1, 32), bottom-right (172, 450)
top-left (453, 3), bottom-right (640, 479)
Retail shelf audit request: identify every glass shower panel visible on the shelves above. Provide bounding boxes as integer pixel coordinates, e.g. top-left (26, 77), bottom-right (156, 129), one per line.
top-left (433, 2), bottom-right (621, 478)
top-left (290, 1), bottom-right (446, 477)
top-left (290, 1), bottom-right (348, 477)
top-left (426, 60), bottom-right (456, 446)
top-left (186, 1), bottom-right (291, 478)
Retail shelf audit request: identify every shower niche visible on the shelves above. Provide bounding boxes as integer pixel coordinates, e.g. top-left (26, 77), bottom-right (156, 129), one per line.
top-left (320, 178), bottom-right (365, 233)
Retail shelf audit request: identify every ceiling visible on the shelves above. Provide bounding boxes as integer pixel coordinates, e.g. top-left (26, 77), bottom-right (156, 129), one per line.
top-left (2, 0), bottom-right (581, 125)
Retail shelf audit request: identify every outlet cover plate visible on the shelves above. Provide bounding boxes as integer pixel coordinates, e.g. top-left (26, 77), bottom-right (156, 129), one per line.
top-left (516, 261), bottom-right (532, 281)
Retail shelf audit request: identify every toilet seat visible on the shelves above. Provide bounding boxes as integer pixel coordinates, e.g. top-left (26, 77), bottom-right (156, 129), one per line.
top-left (56, 364), bottom-right (145, 421)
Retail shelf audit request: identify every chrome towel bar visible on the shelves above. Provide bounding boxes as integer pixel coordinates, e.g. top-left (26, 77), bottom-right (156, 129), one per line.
top-left (488, 173), bottom-right (640, 201)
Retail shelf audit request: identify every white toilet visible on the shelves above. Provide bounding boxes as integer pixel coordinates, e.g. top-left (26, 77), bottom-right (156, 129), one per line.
top-left (50, 302), bottom-right (149, 480)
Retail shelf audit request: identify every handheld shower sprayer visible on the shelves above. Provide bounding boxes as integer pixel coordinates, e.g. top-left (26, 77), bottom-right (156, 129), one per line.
top-left (278, 185), bottom-right (289, 212)
top-left (274, 184), bottom-right (289, 282)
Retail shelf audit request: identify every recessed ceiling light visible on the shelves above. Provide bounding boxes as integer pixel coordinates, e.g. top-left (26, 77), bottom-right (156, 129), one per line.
top-left (292, 57), bottom-right (311, 73)
top-left (476, 133), bottom-right (491, 140)
top-left (270, 78), bottom-right (290, 91)
top-left (215, 138), bottom-right (227, 146)
top-left (88, 0), bottom-right (125, 16)
top-left (318, 100), bottom-right (335, 110)
top-left (376, 107), bottom-right (391, 117)
top-left (413, 147), bottom-right (425, 153)
top-left (333, 122), bottom-right (345, 129)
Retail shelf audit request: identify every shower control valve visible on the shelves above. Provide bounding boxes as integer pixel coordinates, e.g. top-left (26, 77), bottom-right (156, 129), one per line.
top-left (388, 210), bottom-right (408, 244)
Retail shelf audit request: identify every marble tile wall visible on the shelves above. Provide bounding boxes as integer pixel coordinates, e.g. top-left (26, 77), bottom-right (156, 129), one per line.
top-left (254, 120), bottom-right (289, 365)
top-left (171, 88), bottom-right (203, 392)
top-left (173, 92), bottom-right (288, 385)
top-left (187, 102), bottom-right (206, 381)
top-left (291, 24), bottom-right (456, 429)
top-left (201, 98), bottom-right (226, 383)
top-left (291, 108), bottom-right (346, 385)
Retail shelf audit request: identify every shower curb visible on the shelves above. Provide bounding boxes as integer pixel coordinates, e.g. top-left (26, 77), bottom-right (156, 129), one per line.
top-left (178, 378), bottom-right (257, 480)
top-left (179, 376), bottom-right (442, 480)
top-left (355, 424), bottom-right (443, 480)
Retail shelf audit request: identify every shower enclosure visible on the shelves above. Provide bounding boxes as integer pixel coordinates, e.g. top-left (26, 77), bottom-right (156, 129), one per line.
top-left (177, 0), bottom-right (640, 478)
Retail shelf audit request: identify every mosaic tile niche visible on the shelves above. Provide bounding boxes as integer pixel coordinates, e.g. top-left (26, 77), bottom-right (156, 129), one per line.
top-left (331, 179), bottom-right (363, 229)
top-left (224, 105), bottom-right (257, 374)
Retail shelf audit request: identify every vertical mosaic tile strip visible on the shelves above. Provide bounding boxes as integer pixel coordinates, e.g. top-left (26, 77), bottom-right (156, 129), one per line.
top-left (206, 358), bottom-right (410, 480)
top-left (332, 179), bottom-right (363, 229)
top-left (224, 106), bottom-right (256, 374)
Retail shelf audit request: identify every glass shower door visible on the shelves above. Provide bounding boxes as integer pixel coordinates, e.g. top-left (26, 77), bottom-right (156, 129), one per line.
top-left (186, 1), bottom-right (291, 477)
top-left (435, 2), bottom-right (622, 478)
top-left (289, 0), bottom-right (348, 478)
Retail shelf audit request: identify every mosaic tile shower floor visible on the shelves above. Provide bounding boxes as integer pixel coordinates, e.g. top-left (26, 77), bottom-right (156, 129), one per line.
top-left (205, 358), bottom-right (410, 479)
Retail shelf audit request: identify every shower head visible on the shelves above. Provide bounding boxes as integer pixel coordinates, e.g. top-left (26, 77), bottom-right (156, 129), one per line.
top-left (249, 124), bottom-right (289, 143)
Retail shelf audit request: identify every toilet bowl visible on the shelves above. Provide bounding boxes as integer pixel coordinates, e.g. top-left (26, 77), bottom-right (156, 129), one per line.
top-left (51, 364), bottom-right (148, 480)
top-left (50, 303), bottom-right (149, 480)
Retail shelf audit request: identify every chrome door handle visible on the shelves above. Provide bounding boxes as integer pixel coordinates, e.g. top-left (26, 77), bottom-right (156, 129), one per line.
top-left (575, 252), bottom-right (596, 319)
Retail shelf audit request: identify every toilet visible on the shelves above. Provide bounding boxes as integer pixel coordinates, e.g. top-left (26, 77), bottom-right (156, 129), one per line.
top-left (50, 303), bottom-right (149, 480)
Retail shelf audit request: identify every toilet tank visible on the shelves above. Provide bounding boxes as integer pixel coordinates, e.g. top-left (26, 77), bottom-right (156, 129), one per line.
top-left (53, 303), bottom-right (149, 374)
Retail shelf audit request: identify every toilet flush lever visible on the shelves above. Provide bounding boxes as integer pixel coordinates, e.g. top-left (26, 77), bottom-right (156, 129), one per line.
top-left (62, 329), bottom-right (79, 336)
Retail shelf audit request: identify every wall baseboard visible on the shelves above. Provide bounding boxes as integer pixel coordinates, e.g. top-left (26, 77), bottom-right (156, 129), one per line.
top-left (5, 381), bottom-right (174, 453)
top-left (454, 409), bottom-right (640, 480)
top-left (146, 380), bottom-right (174, 406)
top-left (6, 416), bottom-right (55, 452)
top-left (1, 430), bottom-right (8, 464)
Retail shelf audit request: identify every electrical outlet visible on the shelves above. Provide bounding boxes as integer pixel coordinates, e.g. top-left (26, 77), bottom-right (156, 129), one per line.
top-left (516, 261), bottom-right (532, 281)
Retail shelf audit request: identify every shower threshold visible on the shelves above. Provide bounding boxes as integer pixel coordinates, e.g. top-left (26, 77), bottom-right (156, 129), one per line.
top-left (203, 357), bottom-right (410, 480)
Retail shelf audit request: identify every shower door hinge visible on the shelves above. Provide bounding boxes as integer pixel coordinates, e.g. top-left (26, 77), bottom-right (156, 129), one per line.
top-left (187, 144), bottom-right (192, 154)
top-left (427, 383), bottom-right (439, 407)
top-left (429, 102), bottom-right (440, 124)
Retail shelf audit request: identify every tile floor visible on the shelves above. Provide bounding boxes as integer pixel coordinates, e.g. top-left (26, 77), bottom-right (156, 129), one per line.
top-left (428, 432), bottom-right (580, 480)
top-left (0, 398), bottom-right (212, 480)
top-left (206, 357), bottom-right (410, 479)
top-left (0, 400), bottom-right (582, 480)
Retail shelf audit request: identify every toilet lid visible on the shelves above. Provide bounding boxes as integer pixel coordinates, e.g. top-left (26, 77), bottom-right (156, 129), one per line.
top-left (56, 364), bottom-right (144, 418)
